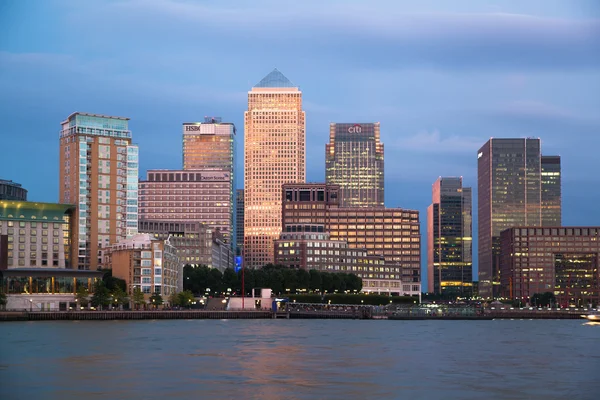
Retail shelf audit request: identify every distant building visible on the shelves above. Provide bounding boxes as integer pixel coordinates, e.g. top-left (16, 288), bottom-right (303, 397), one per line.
top-left (282, 183), bottom-right (421, 295)
top-left (541, 156), bottom-right (562, 226)
top-left (0, 200), bottom-right (76, 269)
top-left (500, 227), bottom-right (600, 307)
top-left (139, 169), bottom-right (233, 249)
top-left (477, 138), bottom-right (542, 298)
top-left (275, 226), bottom-right (411, 296)
top-left (427, 177), bottom-right (473, 296)
top-left (244, 69), bottom-right (305, 268)
top-left (326, 123), bottom-right (384, 207)
top-left (59, 112), bottom-right (139, 270)
top-left (236, 189), bottom-right (244, 257)
top-left (103, 233), bottom-right (181, 300)
top-left (0, 179), bottom-right (27, 201)
top-left (138, 220), bottom-right (233, 272)
top-left (182, 117), bottom-right (236, 249)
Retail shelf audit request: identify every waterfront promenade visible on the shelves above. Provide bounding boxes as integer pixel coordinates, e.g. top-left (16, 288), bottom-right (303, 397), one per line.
top-left (0, 304), bottom-right (589, 321)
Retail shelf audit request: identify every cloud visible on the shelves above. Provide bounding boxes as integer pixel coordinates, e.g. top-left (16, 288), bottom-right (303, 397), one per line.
top-left (399, 130), bottom-right (483, 154)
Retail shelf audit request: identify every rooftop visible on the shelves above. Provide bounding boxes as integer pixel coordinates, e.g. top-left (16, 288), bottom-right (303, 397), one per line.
top-left (254, 68), bottom-right (297, 88)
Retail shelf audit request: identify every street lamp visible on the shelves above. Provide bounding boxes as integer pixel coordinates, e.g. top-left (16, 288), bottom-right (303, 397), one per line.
top-left (29, 298), bottom-right (33, 312)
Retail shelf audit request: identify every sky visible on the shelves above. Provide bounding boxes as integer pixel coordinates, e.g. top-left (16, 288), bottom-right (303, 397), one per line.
top-left (1, 0), bottom-right (599, 288)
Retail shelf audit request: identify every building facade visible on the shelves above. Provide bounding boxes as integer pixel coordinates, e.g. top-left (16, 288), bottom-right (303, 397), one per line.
top-left (500, 227), bottom-right (600, 307)
top-left (0, 201), bottom-right (76, 270)
top-left (139, 169), bottom-right (232, 244)
top-left (326, 123), bottom-right (384, 207)
top-left (138, 220), bottom-right (233, 272)
top-left (477, 138), bottom-right (543, 298)
top-left (182, 117), bottom-right (236, 249)
top-left (282, 183), bottom-right (421, 292)
top-left (541, 156), bottom-right (562, 226)
top-left (275, 228), bottom-right (417, 296)
top-left (0, 179), bottom-right (27, 201)
top-left (59, 112), bottom-right (139, 270)
top-left (104, 233), bottom-right (181, 299)
top-left (244, 69), bottom-right (305, 268)
top-left (236, 189), bottom-right (244, 256)
top-left (427, 177), bottom-right (473, 296)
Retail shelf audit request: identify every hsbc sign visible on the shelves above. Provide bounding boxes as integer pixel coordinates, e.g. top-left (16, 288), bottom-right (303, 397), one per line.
top-left (347, 124), bottom-right (362, 133)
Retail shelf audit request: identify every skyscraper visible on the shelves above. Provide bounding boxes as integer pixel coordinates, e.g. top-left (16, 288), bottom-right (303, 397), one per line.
top-left (477, 138), bottom-right (542, 298)
top-left (541, 155), bottom-right (562, 226)
top-left (244, 69), bottom-right (305, 268)
top-left (182, 117), bottom-right (236, 248)
top-left (427, 177), bottom-right (472, 296)
top-left (326, 123), bottom-right (384, 207)
top-left (59, 112), bottom-right (138, 270)
top-left (236, 189), bottom-right (244, 256)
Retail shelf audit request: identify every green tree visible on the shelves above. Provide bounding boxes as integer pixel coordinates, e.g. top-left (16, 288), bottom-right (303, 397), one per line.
top-left (178, 290), bottom-right (195, 308)
top-left (321, 272), bottom-right (334, 293)
top-left (297, 269), bottom-right (310, 292)
top-left (132, 287), bottom-right (146, 310)
top-left (75, 286), bottom-right (89, 308)
top-left (0, 289), bottom-right (6, 310)
top-left (90, 281), bottom-right (111, 310)
top-left (150, 293), bottom-right (163, 308)
top-left (309, 270), bottom-right (322, 292)
top-left (111, 286), bottom-right (128, 309)
top-left (531, 292), bottom-right (556, 307)
top-left (222, 268), bottom-right (239, 293)
top-left (168, 292), bottom-right (179, 307)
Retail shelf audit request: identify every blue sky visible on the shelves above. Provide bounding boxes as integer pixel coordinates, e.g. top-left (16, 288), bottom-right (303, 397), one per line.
top-left (1, 0), bottom-right (599, 287)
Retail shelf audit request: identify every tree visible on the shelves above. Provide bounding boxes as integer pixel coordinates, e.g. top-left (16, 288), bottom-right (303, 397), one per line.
top-left (150, 293), bottom-right (163, 308)
top-left (90, 281), bottom-right (111, 310)
top-left (168, 292), bottom-right (179, 307)
top-left (222, 268), bottom-right (239, 293)
top-left (309, 270), bottom-right (322, 292)
top-left (531, 292), bottom-right (556, 307)
top-left (132, 287), bottom-right (146, 310)
top-left (0, 289), bottom-right (6, 310)
top-left (297, 269), bottom-right (310, 292)
top-left (111, 286), bottom-right (128, 309)
top-left (177, 290), bottom-right (195, 308)
top-left (76, 286), bottom-right (89, 308)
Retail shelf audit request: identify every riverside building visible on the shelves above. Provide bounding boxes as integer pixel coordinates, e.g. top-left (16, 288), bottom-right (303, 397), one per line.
top-left (275, 226), bottom-right (411, 296)
top-left (499, 227), bottom-right (600, 307)
top-left (427, 177), bottom-right (473, 296)
top-left (0, 179), bottom-right (27, 201)
top-left (244, 69), bottom-right (305, 268)
top-left (59, 112), bottom-right (139, 270)
top-left (326, 123), bottom-right (384, 207)
top-left (477, 138), bottom-right (561, 298)
top-left (282, 183), bottom-right (421, 294)
top-left (103, 233), bottom-right (181, 298)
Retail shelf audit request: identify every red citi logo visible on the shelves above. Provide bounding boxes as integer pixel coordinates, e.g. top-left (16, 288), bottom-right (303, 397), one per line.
top-left (347, 124), bottom-right (362, 133)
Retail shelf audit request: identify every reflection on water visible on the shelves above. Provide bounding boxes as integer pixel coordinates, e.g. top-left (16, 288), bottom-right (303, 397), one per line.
top-left (0, 320), bottom-right (598, 400)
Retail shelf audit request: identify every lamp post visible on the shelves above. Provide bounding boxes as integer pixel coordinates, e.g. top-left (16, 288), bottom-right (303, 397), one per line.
top-left (29, 298), bottom-right (33, 312)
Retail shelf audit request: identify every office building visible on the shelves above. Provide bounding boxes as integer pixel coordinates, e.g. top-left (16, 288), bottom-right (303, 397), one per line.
top-left (282, 183), bottom-right (421, 294)
top-left (0, 179), bottom-right (27, 201)
top-left (183, 117), bottom-right (236, 248)
top-left (477, 138), bottom-right (542, 298)
top-left (59, 112), bottom-right (139, 270)
top-left (500, 227), bottom-right (600, 307)
top-left (541, 156), bottom-right (562, 226)
top-left (138, 169), bottom-right (233, 246)
top-left (427, 177), bottom-right (473, 296)
top-left (275, 226), bottom-right (411, 295)
top-left (104, 233), bottom-right (182, 299)
top-left (244, 69), bottom-right (305, 268)
top-left (0, 200), bottom-right (76, 269)
top-left (236, 189), bottom-right (244, 256)
top-left (138, 220), bottom-right (233, 272)
top-left (326, 123), bottom-right (384, 207)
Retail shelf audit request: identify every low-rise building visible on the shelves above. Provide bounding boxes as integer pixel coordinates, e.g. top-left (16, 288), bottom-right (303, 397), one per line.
top-left (103, 234), bottom-right (181, 300)
top-left (274, 225), bottom-right (419, 297)
top-left (138, 220), bottom-right (233, 272)
top-left (500, 226), bottom-right (600, 306)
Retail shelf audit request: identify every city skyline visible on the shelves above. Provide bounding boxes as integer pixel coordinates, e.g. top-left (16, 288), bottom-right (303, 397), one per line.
top-left (1, 1), bottom-right (599, 289)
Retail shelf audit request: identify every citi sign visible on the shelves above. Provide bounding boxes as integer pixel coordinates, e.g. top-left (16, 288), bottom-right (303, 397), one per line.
top-left (347, 124), bottom-right (362, 133)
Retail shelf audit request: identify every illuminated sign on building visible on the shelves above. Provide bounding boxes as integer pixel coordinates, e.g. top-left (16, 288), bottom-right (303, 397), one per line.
top-left (347, 124), bottom-right (362, 133)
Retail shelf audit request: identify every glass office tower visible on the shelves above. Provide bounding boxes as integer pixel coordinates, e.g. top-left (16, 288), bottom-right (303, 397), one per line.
top-left (427, 177), bottom-right (473, 296)
top-left (326, 123), bottom-right (384, 207)
top-left (541, 155), bottom-right (562, 226)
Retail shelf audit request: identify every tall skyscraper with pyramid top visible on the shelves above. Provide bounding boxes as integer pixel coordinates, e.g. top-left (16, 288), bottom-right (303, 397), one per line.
top-left (244, 69), bottom-right (306, 268)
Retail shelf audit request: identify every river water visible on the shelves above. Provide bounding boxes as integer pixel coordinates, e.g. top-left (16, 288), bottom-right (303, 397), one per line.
top-left (0, 319), bottom-right (598, 399)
